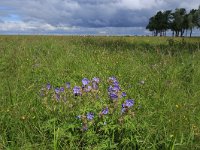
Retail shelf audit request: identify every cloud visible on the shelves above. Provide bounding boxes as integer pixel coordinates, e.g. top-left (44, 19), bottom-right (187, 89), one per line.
top-left (0, 0), bottom-right (200, 34)
top-left (0, 21), bottom-right (76, 33)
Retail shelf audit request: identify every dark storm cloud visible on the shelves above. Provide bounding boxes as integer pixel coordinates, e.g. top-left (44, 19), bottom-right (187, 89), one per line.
top-left (0, 0), bottom-right (199, 34)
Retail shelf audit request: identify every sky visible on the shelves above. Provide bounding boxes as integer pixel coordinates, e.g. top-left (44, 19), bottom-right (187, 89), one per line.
top-left (0, 0), bottom-right (199, 35)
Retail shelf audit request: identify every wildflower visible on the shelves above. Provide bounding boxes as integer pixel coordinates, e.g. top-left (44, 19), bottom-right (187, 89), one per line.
top-left (66, 82), bottom-right (70, 89)
top-left (102, 107), bottom-right (109, 115)
top-left (92, 77), bottom-right (100, 83)
top-left (121, 107), bottom-right (126, 113)
top-left (92, 82), bottom-right (99, 90)
top-left (87, 85), bottom-right (92, 91)
top-left (113, 80), bottom-right (119, 86)
top-left (108, 86), bottom-right (113, 93)
top-left (86, 112), bottom-right (94, 120)
top-left (112, 85), bottom-right (120, 92)
top-left (73, 86), bottom-right (82, 96)
top-left (139, 80), bottom-right (145, 85)
top-left (121, 92), bottom-right (127, 97)
top-left (124, 99), bottom-right (134, 108)
top-left (60, 87), bottom-right (65, 92)
top-left (21, 116), bottom-right (26, 120)
top-left (108, 76), bottom-right (117, 82)
top-left (121, 99), bottom-right (134, 113)
top-left (109, 92), bottom-right (118, 100)
top-left (55, 87), bottom-right (60, 94)
top-left (82, 78), bottom-right (90, 86)
top-left (84, 86), bottom-right (92, 92)
top-left (46, 83), bottom-right (51, 90)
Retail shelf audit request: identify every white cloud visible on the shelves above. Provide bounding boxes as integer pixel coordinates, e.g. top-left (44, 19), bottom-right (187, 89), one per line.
top-left (0, 21), bottom-right (74, 32)
top-left (116, 0), bottom-right (164, 10)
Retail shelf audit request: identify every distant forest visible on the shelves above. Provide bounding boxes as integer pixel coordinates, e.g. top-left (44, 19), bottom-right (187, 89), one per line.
top-left (146, 6), bottom-right (200, 37)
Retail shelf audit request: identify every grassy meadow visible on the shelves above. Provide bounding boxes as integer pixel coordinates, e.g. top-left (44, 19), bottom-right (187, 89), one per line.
top-left (0, 35), bottom-right (200, 149)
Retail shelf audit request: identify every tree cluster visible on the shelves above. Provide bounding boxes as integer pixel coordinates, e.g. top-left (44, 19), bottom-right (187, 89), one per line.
top-left (146, 6), bottom-right (200, 37)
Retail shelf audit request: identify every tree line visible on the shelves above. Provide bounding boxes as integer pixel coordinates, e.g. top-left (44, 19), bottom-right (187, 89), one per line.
top-left (146, 6), bottom-right (200, 37)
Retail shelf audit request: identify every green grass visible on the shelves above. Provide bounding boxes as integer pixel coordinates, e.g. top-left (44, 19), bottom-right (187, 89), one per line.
top-left (0, 35), bottom-right (200, 149)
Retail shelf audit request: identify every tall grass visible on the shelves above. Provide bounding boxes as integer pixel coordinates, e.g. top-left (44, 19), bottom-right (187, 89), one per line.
top-left (0, 35), bottom-right (200, 149)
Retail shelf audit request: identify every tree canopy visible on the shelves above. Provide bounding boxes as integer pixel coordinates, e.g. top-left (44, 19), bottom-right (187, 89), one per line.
top-left (146, 6), bottom-right (200, 37)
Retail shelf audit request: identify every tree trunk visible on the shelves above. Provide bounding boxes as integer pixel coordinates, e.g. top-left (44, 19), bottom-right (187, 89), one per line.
top-left (190, 29), bottom-right (192, 37)
top-left (181, 29), bottom-right (184, 37)
top-left (154, 31), bottom-right (157, 36)
top-left (156, 30), bottom-right (158, 36)
top-left (175, 31), bottom-right (179, 37)
top-left (160, 31), bottom-right (162, 36)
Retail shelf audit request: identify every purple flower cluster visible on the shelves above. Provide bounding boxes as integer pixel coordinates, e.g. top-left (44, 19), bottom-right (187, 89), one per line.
top-left (121, 99), bottom-right (134, 113)
top-left (41, 76), bottom-right (136, 131)
top-left (77, 112), bottom-right (95, 121)
top-left (54, 87), bottom-right (60, 94)
top-left (41, 77), bottom-right (101, 102)
top-left (101, 107), bottom-right (109, 115)
top-left (81, 77), bottom-right (100, 93)
top-left (86, 112), bottom-right (94, 120)
top-left (107, 76), bottom-right (126, 101)
top-left (82, 78), bottom-right (90, 86)
top-left (73, 86), bottom-right (82, 96)
top-left (76, 112), bottom-right (95, 131)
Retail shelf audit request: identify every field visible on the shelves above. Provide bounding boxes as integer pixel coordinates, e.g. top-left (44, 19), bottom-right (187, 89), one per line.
top-left (0, 35), bottom-right (200, 149)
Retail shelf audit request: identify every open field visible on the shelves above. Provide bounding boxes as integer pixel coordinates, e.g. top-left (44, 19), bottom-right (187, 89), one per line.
top-left (0, 35), bottom-right (200, 149)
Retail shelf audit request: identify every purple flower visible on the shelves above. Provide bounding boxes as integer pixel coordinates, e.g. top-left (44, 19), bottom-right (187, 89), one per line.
top-left (46, 83), bottom-right (51, 90)
top-left (121, 107), bottom-right (126, 113)
top-left (55, 87), bottom-right (60, 94)
top-left (102, 107), bottom-right (109, 115)
top-left (92, 77), bottom-right (100, 83)
top-left (109, 93), bottom-right (118, 100)
top-left (123, 99), bottom-right (134, 108)
top-left (109, 76), bottom-right (117, 82)
top-left (108, 85), bottom-right (120, 93)
top-left (87, 85), bottom-right (92, 91)
top-left (82, 84), bottom-right (85, 89)
top-left (112, 85), bottom-right (120, 92)
top-left (66, 82), bottom-right (70, 89)
top-left (86, 112), bottom-right (94, 120)
top-left (73, 86), bottom-right (82, 96)
top-left (113, 81), bottom-right (119, 86)
top-left (121, 92), bottom-right (127, 97)
top-left (82, 78), bottom-right (90, 86)
top-left (60, 87), bottom-right (65, 92)
top-left (92, 82), bottom-right (99, 90)
top-left (84, 86), bottom-right (92, 92)
top-left (108, 86), bottom-right (113, 93)
top-left (121, 99), bottom-right (134, 113)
